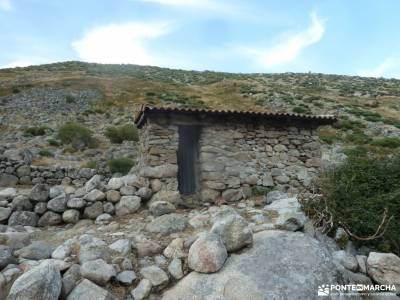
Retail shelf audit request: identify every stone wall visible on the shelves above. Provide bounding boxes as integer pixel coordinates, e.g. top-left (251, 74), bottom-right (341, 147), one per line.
top-left (198, 123), bottom-right (321, 201)
top-left (0, 156), bottom-right (101, 187)
top-left (138, 117), bottom-right (322, 204)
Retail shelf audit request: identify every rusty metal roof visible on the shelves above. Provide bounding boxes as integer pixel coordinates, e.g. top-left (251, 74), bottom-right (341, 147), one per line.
top-left (134, 104), bottom-right (337, 128)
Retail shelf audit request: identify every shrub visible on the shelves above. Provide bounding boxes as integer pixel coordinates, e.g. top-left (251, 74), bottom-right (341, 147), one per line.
top-left (304, 154), bottom-right (400, 254)
top-left (370, 137), bottom-right (400, 148)
top-left (23, 126), bottom-right (47, 137)
top-left (345, 131), bottom-right (371, 145)
top-left (252, 186), bottom-right (274, 196)
top-left (105, 124), bottom-right (138, 144)
top-left (83, 161), bottom-right (97, 169)
top-left (38, 149), bottom-right (54, 157)
top-left (66, 95), bottom-right (76, 103)
top-left (47, 139), bottom-right (60, 146)
top-left (107, 158), bottom-right (135, 174)
top-left (292, 106), bottom-right (311, 114)
top-left (57, 122), bottom-right (95, 149)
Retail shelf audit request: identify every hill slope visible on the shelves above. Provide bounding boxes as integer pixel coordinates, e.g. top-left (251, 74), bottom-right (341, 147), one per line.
top-left (1, 61), bottom-right (400, 168)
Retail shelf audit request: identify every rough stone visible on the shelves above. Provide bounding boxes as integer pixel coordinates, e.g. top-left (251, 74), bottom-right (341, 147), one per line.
top-left (8, 211), bottom-right (38, 227)
top-left (106, 190), bottom-right (121, 203)
top-left (7, 260), bottom-right (62, 300)
top-left (0, 207), bottom-right (12, 222)
top-left (83, 189), bottom-right (105, 202)
top-left (38, 211), bottom-right (62, 226)
top-left (367, 252), bottom-right (400, 290)
top-left (116, 270), bottom-right (137, 285)
top-left (30, 184), bottom-right (50, 202)
top-left (66, 279), bottom-right (116, 300)
top-left (146, 213), bottom-right (187, 235)
top-left (168, 258), bottom-right (184, 280)
top-left (115, 196), bottom-right (141, 216)
top-left (63, 209), bottom-right (80, 224)
top-left (11, 195), bottom-right (32, 211)
top-left (15, 241), bottom-right (53, 260)
top-left (67, 198), bottom-right (86, 209)
top-left (140, 265), bottom-right (169, 287)
top-left (188, 233), bottom-right (227, 273)
top-left (0, 187), bottom-right (17, 201)
top-left (149, 200), bottom-right (176, 216)
top-left (84, 202), bottom-right (104, 219)
top-left (131, 279), bottom-right (152, 300)
top-left (210, 213), bottom-right (253, 252)
top-left (47, 193), bottom-right (68, 212)
top-left (333, 250), bottom-right (359, 272)
top-left (81, 259), bottom-right (116, 286)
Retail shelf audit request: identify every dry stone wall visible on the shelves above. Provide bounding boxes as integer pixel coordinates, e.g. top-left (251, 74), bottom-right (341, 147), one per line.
top-left (0, 156), bottom-right (101, 187)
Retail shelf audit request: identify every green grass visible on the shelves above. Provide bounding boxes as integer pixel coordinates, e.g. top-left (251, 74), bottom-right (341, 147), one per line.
top-left (38, 149), bottom-right (54, 157)
top-left (23, 126), bottom-right (48, 137)
top-left (370, 137), bottom-right (400, 148)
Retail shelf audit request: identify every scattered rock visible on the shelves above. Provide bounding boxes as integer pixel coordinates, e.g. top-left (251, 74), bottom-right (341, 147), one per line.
top-left (0, 187), bottom-right (17, 201)
top-left (0, 245), bottom-right (15, 269)
top-left (163, 238), bottom-right (186, 259)
top-left (66, 279), bottom-right (116, 300)
top-left (11, 195), bottom-right (32, 211)
top-left (146, 213), bottom-right (187, 235)
top-left (0, 207), bottom-right (12, 222)
top-left (168, 258), bottom-right (184, 280)
top-left (84, 175), bottom-right (102, 193)
top-left (211, 213), bottom-right (253, 252)
top-left (63, 209), bottom-right (80, 224)
top-left (60, 264), bottom-right (81, 299)
top-left (15, 241), bottom-right (53, 260)
top-left (140, 265), bottom-right (169, 287)
top-left (83, 189), bottom-right (105, 202)
top-left (109, 239), bottom-right (131, 256)
top-left (67, 198), bottom-right (86, 209)
top-left (333, 250), bottom-right (359, 272)
top-left (264, 190), bottom-right (287, 204)
top-left (188, 233), bottom-right (227, 273)
top-left (81, 259), bottom-right (116, 286)
top-left (107, 178), bottom-right (124, 190)
top-left (84, 202), bottom-right (104, 219)
top-left (149, 200), bottom-right (176, 216)
top-left (264, 197), bottom-right (307, 231)
top-left (116, 270), bottom-right (137, 285)
top-left (131, 279), bottom-right (152, 300)
top-left (106, 190), bottom-right (121, 203)
top-left (47, 194), bottom-right (68, 213)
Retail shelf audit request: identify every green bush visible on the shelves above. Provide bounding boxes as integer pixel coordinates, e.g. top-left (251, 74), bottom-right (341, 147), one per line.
top-left (305, 154), bottom-right (400, 254)
top-left (83, 161), bottom-right (97, 169)
top-left (292, 106), bottom-right (311, 114)
top-left (66, 95), bottom-right (76, 103)
top-left (47, 139), bottom-right (60, 146)
top-left (23, 126), bottom-right (47, 137)
top-left (38, 149), bottom-right (54, 157)
top-left (107, 158), bottom-right (135, 174)
top-left (105, 124), bottom-right (138, 144)
top-left (252, 186), bottom-right (274, 196)
top-left (370, 137), bottom-right (400, 148)
top-left (57, 122), bottom-right (95, 149)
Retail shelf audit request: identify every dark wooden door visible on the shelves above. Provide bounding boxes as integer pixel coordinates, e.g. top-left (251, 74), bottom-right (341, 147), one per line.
top-left (177, 126), bottom-right (200, 195)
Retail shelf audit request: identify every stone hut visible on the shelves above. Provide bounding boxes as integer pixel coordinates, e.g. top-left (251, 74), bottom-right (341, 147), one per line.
top-left (134, 104), bottom-right (336, 205)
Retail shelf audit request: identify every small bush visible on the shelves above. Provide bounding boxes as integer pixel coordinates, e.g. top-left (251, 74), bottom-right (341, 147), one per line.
top-left (107, 158), bottom-right (135, 174)
top-left (304, 154), bottom-right (400, 254)
top-left (57, 122), bottom-right (95, 149)
top-left (66, 95), bottom-right (76, 103)
top-left (252, 186), bottom-right (274, 196)
top-left (292, 106), bottom-right (311, 114)
top-left (105, 124), bottom-right (138, 144)
top-left (345, 131), bottom-right (371, 145)
top-left (47, 139), bottom-right (60, 146)
top-left (12, 87), bottom-right (20, 94)
top-left (23, 126), bottom-right (47, 137)
top-left (38, 149), bottom-right (54, 157)
top-left (370, 137), bottom-right (400, 148)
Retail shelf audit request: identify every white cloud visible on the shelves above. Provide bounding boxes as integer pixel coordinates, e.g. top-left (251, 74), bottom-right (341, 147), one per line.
top-left (71, 22), bottom-right (171, 65)
top-left (240, 12), bottom-right (325, 68)
top-left (0, 0), bottom-right (12, 11)
top-left (135, 0), bottom-right (236, 14)
top-left (358, 57), bottom-right (400, 78)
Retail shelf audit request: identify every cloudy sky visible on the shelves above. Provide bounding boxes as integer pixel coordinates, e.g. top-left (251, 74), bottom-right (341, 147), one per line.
top-left (1, 0), bottom-right (400, 78)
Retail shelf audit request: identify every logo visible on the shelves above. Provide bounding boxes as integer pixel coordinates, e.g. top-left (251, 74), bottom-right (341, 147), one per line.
top-left (318, 285), bottom-right (330, 296)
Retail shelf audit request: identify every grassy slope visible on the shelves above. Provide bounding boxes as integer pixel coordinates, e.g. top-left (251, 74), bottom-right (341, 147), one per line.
top-left (1, 61), bottom-right (400, 154)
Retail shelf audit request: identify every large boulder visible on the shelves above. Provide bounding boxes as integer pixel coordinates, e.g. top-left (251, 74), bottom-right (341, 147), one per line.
top-left (115, 196), bottom-right (141, 216)
top-left (84, 202), bottom-right (104, 219)
top-left (11, 195), bottom-right (32, 211)
top-left (66, 279), bottom-right (116, 300)
top-left (83, 189), bottom-right (106, 202)
top-left (210, 213), bottom-right (253, 252)
top-left (164, 230), bottom-right (342, 300)
top-left (0, 207), bottom-right (12, 222)
top-left (146, 213), bottom-right (187, 235)
top-left (8, 211), bottom-right (38, 226)
top-left (106, 177), bottom-right (124, 190)
top-left (367, 252), bottom-right (400, 290)
top-left (7, 260), bottom-right (62, 300)
top-left (140, 265), bottom-right (169, 287)
top-left (84, 175), bottom-right (102, 193)
top-left (188, 233), bottom-right (227, 273)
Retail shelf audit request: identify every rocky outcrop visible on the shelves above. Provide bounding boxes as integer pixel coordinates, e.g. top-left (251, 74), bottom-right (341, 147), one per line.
top-left (164, 230), bottom-right (342, 300)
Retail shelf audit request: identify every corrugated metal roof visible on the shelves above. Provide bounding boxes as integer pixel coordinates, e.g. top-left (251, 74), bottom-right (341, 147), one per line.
top-left (134, 104), bottom-right (337, 127)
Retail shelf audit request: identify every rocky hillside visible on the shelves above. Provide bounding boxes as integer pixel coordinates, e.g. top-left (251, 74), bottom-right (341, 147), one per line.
top-left (1, 61), bottom-right (400, 171)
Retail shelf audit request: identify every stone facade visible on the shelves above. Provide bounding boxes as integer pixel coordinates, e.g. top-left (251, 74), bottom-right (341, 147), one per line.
top-left (136, 108), bottom-right (331, 204)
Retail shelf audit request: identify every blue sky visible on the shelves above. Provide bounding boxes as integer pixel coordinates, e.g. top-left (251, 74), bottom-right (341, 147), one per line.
top-left (1, 0), bottom-right (400, 78)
